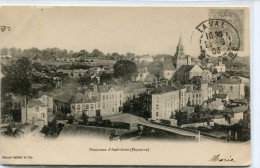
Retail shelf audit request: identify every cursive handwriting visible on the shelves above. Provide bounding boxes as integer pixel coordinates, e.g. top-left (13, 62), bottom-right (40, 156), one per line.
top-left (0, 26), bottom-right (11, 32)
top-left (209, 154), bottom-right (236, 162)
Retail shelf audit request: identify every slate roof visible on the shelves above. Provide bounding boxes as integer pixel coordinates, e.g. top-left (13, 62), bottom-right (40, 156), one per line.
top-left (215, 94), bottom-right (228, 99)
top-left (162, 62), bottom-right (175, 71)
top-left (232, 106), bottom-right (248, 113)
top-left (54, 92), bottom-right (100, 104)
top-left (151, 85), bottom-right (178, 94)
top-left (232, 99), bottom-right (247, 104)
top-left (144, 74), bottom-right (157, 82)
top-left (27, 99), bottom-right (46, 108)
top-left (175, 65), bottom-right (194, 73)
top-left (54, 92), bottom-right (74, 103)
top-left (123, 81), bottom-right (146, 93)
top-left (215, 78), bottom-right (241, 84)
top-left (15, 123), bottom-right (39, 134)
top-left (172, 81), bottom-right (184, 89)
top-left (209, 101), bottom-right (224, 107)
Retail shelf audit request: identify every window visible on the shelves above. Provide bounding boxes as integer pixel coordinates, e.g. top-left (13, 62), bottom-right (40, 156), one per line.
top-left (42, 113), bottom-right (45, 118)
top-left (103, 95), bottom-right (105, 100)
top-left (231, 86), bottom-right (233, 90)
top-left (112, 108), bottom-right (114, 112)
top-left (156, 112), bottom-right (159, 116)
top-left (103, 103), bottom-right (105, 108)
top-left (86, 104), bottom-right (89, 109)
top-left (120, 100), bottom-right (122, 106)
top-left (77, 105), bottom-right (80, 110)
top-left (156, 97), bottom-right (159, 102)
top-left (91, 104), bottom-right (94, 109)
top-left (120, 93), bottom-right (122, 98)
top-left (82, 104), bottom-right (85, 109)
top-left (47, 102), bottom-right (49, 107)
top-left (156, 104), bottom-right (159, 110)
top-left (98, 103), bottom-right (100, 108)
top-left (91, 110), bottom-right (94, 115)
top-left (36, 107), bottom-right (39, 112)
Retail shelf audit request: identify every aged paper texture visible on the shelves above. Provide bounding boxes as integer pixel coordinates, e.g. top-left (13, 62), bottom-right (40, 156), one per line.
top-left (0, 6), bottom-right (250, 166)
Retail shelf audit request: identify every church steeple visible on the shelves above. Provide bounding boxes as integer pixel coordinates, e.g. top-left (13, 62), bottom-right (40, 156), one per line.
top-left (175, 34), bottom-right (185, 58)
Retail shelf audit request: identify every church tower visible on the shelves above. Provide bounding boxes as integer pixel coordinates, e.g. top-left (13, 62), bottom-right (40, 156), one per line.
top-left (173, 35), bottom-right (192, 70)
top-left (175, 35), bottom-right (185, 58)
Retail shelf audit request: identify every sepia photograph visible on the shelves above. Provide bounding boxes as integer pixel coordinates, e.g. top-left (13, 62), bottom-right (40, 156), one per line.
top-left (0, 6), bottom-right (251, 166)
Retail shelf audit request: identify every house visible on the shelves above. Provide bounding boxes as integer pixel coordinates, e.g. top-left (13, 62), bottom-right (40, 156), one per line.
top-left (201, 69), bottom-right (212, 82)
top-left (215, 93), bottom-right (229, 104)
top-left (214, 77), bottom-right (245, 99)
top-left (13, 123), bottom-right (44, 138)
top-left (172, 81), bottom-right (187, 108)
top-left (215, 61), bottom-right (226, 73)
top-left (172, 64), bottom-right (203, 84)
top-left (143, 74), bottom-right (158, 84)
top-left (184, 84), bottom-right (205, 106)
top-left (54, 92), bottom-right (73, 114)
top-left (122, 81), bottom-right (146, 103)
top-left (212, 115), bottom-right (229, 125)
top-left (37, 92), bottom-right (54, 113)
top-left (231, 106), bottom-right (248, 122)
top-left (161, 62), bottom-right (176, 80)
top-left (97, 84), bottom-right (124, 116)
top-left (70, 92), bottom-right (100, 118)
top-left (136, 66), bottom-right (149, 82)
top-left (21, 99), bottom-right (48, 129)
top-left (151, 85), bottom-right (180, 120)
top-left (208, 101), bottom-right (224, 110)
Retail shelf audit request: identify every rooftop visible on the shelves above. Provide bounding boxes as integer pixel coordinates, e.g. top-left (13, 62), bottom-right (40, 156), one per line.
top-left (27, 99), bottom-right (46, 108)
top-left (151, 84), bottom-right (178, 94)
top-left (215, 78), bottom-right (241, 85)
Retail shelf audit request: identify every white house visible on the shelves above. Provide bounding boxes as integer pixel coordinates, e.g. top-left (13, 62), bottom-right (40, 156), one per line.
top-left (215, 61), bottom-right (226, 73)
top-left (21, 99), bottom-right (48, 129)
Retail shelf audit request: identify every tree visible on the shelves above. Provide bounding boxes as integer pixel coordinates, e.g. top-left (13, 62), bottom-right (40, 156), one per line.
top-left (81, 112), bottom-right (89, 125)
top-left (175, 110), bottom-right (187, 126)
top-left (68, 115), bottom-right (74, 124)
top-left (1, 57), bottom-right (32, 96)
top-left (113, 60), bottom-right (137, 80)
top-left (100, 73), bottom-right (114, 84)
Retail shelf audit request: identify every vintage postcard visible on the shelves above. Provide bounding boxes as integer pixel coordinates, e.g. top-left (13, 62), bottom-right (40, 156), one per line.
top-left (0, 6), bottom-right (250, 166)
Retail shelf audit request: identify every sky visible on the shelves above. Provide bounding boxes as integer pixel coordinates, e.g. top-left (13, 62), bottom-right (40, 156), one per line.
top-left (0, 7), bottom-right (249, 56)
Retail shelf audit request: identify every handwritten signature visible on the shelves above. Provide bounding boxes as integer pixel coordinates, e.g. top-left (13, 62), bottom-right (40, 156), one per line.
top-left (0, 26), bottom-right (11, 32)
top-left (209, 154), bottom-right (236, 162)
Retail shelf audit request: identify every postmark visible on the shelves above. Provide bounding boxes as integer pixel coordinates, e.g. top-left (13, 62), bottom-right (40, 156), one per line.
top-left (196, 19), bottom-right (240, 60)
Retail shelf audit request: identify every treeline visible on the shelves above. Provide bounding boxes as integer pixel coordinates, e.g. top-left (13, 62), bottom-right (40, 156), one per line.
top-left (0, 47), bottom-right (140, 61)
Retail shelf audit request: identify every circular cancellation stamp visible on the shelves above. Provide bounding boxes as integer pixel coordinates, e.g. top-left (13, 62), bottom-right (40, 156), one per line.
top-left (196, 19), bottom-right (240, 60)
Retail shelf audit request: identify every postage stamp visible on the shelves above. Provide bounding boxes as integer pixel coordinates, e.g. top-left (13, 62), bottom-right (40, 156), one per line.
top-left (195, 8), bottom-right (245, 61)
